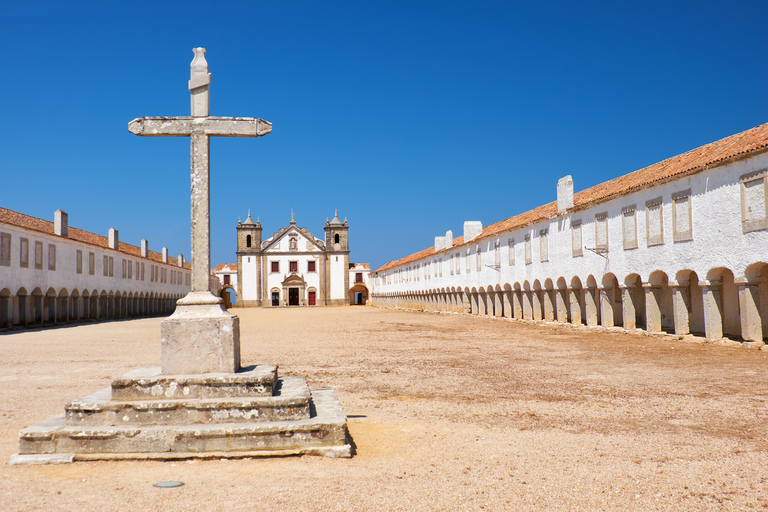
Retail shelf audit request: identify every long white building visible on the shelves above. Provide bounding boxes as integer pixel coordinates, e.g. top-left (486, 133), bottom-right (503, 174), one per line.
top-left (370, 123), bottom-right (768, 344)
top-left (0, 207), bottom-right (191, 328)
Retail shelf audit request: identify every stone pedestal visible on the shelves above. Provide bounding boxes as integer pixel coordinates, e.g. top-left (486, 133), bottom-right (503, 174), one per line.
top-left (11, 365), bottom-right (351, 465)
top-left (161, 292), bottom-right (240, 375)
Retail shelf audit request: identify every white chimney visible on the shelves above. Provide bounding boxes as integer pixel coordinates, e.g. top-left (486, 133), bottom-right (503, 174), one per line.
top-left (141, 239), bottom-right (148, 258)
top-left (108, 228), bottom-right (119, 249)
top-left (178, 254), bottom-right (184, 267)
top-left (162, 247), bottom-right (168, 263)
top-left (463, 221), bottom-right (482, 242)
top-left (434, 230), bottom-right (453, 252)
top-left (557, 175), bottom-right (574, 213)
top-left (54, 209), bottom-right (68, 237)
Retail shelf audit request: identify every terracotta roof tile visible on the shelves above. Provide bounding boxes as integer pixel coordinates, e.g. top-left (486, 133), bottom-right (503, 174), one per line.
top-left (0, 207), bottom-right (192, 270)
top-left (215, 263), bottom-right (238, 272)
top-left (373, 122), bottom-right (768, 274)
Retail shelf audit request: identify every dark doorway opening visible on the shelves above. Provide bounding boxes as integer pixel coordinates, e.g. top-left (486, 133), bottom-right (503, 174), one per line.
top-left (271, 292), bottom-right (279, 307)
top-left (288, 287), bottom-right (299, 306)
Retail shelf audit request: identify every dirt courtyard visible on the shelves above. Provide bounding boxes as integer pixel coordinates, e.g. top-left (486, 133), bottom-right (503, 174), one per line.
top-left (1, 306), bottom-right (767, 511)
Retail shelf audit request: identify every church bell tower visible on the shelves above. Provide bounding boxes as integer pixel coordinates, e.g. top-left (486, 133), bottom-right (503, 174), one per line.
top-left (324, 209), bottom-right (350, 305)
top-left (236, 210), bottom-right (263, 306)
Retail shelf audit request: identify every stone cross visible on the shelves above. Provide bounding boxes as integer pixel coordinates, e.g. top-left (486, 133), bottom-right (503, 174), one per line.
top-left (129, 47), bottom-right (271, 301)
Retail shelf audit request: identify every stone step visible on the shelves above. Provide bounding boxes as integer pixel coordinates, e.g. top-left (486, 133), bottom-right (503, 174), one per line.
top-left (14, 390), bottom-right (351, 463)
top-left (111, 365), bottom-right (277, 401)
top-left (65, 376), bottom-right (311, 426)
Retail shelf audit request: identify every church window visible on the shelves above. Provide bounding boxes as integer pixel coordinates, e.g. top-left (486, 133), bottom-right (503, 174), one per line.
top-left (224, 274), bottom-right (230, 285)
top-left (356, 272), bottom-right (363, 283)
top-left (524, 235), bottom-right (531, 265)
top-left (334, 234), bottom-right (340, 244)
top-left (494, 240), bottom-right (500, 267)
top-left (88, 252), bottom-right (95, 275)
top-left (571, 221), bottom-right (583, 257)
top-left (645, 198), bottom-right (663, 246)
top-left (595, 213), bottom-right (608, 252)
top-left (246, 235), bottom-right (251, 248)
top-left (20, 238), bottom-right (29, 268)
top-left (539, 229), bottom-right (548, 262)
top-left (76, 250), bottom-right (82, 274)
top-left (289, 236), bottom-right (298, 251)
top-left (475, 245), bottom-right (481, 272)
top-left (289, 261), bottom-right (298, 273)
top-left (672, 190), bottom-right (693, 242)
top-left (271, 261), bottom-right (280, 273)
top-left (622, 206), bottom-right (637, 250)
top-left (307, 260), bottom-right (316, 272)
top-left (35, 241), bottom-right (43, 270)
top-left (740, 170), bottom-right (768, 232)
top-left (507, 238), bottom-right (515, 265)
top-left (47, 244), bottom-right (56, 271)
top-left (0, 233), bottom-right (10, 266)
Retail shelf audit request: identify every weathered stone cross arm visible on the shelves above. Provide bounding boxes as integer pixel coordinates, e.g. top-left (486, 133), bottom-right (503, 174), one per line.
top-left (128, 117), bottom-right (272, 137)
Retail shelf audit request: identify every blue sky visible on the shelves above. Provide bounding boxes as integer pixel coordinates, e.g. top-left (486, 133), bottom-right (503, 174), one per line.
top-left (3, 1), bottom-right (767, 272)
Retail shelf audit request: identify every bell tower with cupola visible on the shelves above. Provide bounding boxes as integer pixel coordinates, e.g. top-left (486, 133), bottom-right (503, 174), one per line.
top-left (236, 210), bottom-right (263, 306)
top-left (324, 209), bottom-right (350, 305)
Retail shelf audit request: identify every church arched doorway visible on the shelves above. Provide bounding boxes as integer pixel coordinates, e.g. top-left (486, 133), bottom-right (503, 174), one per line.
top-left (349, 284), bottom-right (368, 305)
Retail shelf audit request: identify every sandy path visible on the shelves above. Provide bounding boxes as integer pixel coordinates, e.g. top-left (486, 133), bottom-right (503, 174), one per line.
top-left (1, 307), bottom-right (767, 511)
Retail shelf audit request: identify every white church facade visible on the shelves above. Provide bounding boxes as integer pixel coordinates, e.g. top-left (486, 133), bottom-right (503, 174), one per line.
top-left (370, 122), bottom-right (768, 345)
top-left (0, 207), bottom-right (191, 329)
top-left (232, 211), bottom-right (368, 307)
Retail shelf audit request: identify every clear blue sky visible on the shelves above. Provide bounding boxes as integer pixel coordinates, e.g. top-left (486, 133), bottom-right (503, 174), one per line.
top-left (3, 1), bottom-right (767, 271)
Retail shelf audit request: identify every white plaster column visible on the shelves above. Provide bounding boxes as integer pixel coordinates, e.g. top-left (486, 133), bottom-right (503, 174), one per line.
top-left (532, 291), bottom-right (542, 321)
top-left (502, 291), bottom-right (512, 318)
top-left (513, 291), bottom-right (522, 319)
top-left (621, 284), bottom-right (637, 330)
top-left (494, 291), bottom-right (502, 317)
top-left (599, 287), bottom-right (614, 328)
top-left (737, 278), bottom-right (763, 343)
top-left (555, 288), bottom-right (568, 323)
top-left (522, 291), bottom-right (532, 320)
top-left (569, 288), bottom-right (582, 325)
top-left (471, 293), bottom-right (479, 315)
top-left (543, 289), bottom-right (554, 321)
top-left (585, 287), bottom-right (598, 326)
top-left (644, 283), bottom-right (662, 333)
top-left (670, 280), bottom-right (691, 336)
top-left (700, 280), bottom-right (723, 340)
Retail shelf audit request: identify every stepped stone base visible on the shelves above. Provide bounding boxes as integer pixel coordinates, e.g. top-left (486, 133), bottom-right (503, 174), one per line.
top-left (11, 366), bottom-right (351, 464)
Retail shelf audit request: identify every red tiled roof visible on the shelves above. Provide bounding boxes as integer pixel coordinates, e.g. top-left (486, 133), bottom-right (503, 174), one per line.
top-left (349, 263), bottom-right (370, 270)
top-left (0, 207), bottom-right (192, 269)
top-left (373, 122), bottom-right (768, 274)
top-left (215, 263), bottom-right (238, 272)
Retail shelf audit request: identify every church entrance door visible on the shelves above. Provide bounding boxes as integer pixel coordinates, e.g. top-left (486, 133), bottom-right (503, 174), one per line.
top-left (308, 291), bottom-right (316, 306)
top-left (288, 288), bottom-right (299, 306)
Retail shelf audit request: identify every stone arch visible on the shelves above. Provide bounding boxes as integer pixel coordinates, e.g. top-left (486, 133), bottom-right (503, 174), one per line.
top-left (622, 273), bottom-right (645, 330)
top-left (584, 275), bottom-right (598, 326)
top-left (743, 262), bottom-right (768, 341)
top-left (671, 269), bottom-right (704, 336)
top-left (45, 287), bottom-right (57, 324)
top-left (555, 277), bottom-right (568, 323)
top-left (647, 270), bottom-right (673, 333)
top-left (569, 277), bottom-right (584, 324)
top-left (349, 283), bottom-right (367, 306)
top-left (57, 288), bottom-right (69, 323)
top-left (220, 286), bottom-right (236, 308)
top-left (16, 287), bottom-right (29, 326)
top-left (70, 289), bottom-right (81, 321)
top-left (542, 279), bottom-right (555, 322)
top-left (599, 273), bottom-right (621, 328)
top-left (522, 281), bottom-right (533, 320)
top-left (512, 282), bottom-right (523, 320)
top-left (704, 267), bottom-right (741, 340)
top-left (0, 288), bottom-right (11, 328)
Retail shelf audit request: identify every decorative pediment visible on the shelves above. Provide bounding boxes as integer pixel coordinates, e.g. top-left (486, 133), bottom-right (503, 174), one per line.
top-left (281, 272), bottom-right (306, 286)
top-left (262, 225), bottom-right (325, 252)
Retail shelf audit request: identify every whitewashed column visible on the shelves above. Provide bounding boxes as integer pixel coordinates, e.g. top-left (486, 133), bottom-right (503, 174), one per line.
top-left (670, 280), bottom-right (691, 336)
top-left (621, 284), bottom-right (637, 330)
top-left (599, 287), bottom-right (614, 328)
top-left (569, 288), bottom-right (582, 325)
top-left (700, 280), bottom-right (723, 340)
top-left (585, 287), bottom-right (598, 326)
top-left (555, 288), bottom-right (568, 323)
top-left (543, 289), bottom-right (554, 321)
top-left (644, 283), bottom-right (662, 333)
top-left (737, 278), bottom-right (763, 343)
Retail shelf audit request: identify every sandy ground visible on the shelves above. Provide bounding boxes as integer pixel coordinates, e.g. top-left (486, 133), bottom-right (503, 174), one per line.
top-left (1, 306), bottom-right (767, 511)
